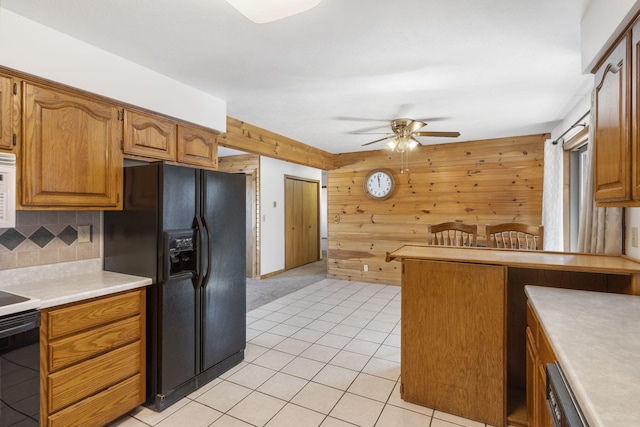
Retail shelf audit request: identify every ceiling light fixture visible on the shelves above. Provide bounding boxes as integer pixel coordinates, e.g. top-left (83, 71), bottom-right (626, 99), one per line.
top-left (387, 136), bottom-right (418, 173)
top-left (225, 0), bottom-right (322, 24)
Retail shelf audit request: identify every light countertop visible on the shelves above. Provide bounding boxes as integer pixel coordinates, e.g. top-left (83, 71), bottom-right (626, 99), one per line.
top-left (0, 259), bottom-right (151, 315)
top-left (525, 286), bottom-right (640, 427)
top-left (387, 245), bottom-right (640, 274)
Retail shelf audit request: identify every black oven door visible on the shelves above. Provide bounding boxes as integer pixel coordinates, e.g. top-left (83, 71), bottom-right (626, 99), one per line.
top-left (546, 363), bottom-right (588, 427)
top-left (0, 309), bottom-right (40, 426)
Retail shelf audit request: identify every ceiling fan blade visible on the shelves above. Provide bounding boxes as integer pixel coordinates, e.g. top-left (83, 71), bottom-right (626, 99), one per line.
top-left (361, 135), bottom-right (395, 146)
top-left (348, 123), bottom-right (391, 134)
top-left (411, 136), bottom-right (423, 147)
top-left (414, 131), bottom-right (461, 138)
top-left (334, 116), bottom-right (388, 123)
top-left (394, 103), bottom-right (413, 117)
top-left (414, 117), bottom-right (447, 123)
top-left (407, 120), bottom-right (427, 133)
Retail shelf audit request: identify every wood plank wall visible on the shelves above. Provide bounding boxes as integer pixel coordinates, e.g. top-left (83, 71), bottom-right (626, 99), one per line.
top-left (328, 134), bottom-right (547, 285)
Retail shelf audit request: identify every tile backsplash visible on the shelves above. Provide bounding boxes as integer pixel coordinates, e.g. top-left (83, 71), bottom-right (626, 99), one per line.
top-left (0, 211), bottom-right (101, 270)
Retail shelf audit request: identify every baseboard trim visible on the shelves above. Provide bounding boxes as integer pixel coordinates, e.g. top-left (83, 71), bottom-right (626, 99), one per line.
top-left (260, 269), bottom-right (286, 279)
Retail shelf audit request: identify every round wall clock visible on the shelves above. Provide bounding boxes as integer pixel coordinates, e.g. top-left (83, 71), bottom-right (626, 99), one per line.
top-left (364, 168), bottom-right (396, 200)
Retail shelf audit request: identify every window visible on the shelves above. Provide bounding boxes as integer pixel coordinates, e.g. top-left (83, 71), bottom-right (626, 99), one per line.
top-left (568, 142), bottom-right (588, 251)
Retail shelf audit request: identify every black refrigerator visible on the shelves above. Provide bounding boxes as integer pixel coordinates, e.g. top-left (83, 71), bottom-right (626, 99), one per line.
top-left (103, 162), bottom-right (245, 411)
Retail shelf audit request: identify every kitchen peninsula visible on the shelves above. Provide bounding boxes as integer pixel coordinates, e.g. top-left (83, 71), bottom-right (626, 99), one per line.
top-left (386, 245), bottom-right (640, 427)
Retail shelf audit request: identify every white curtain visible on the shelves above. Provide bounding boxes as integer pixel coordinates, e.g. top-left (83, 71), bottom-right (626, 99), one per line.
top-left (542, 138), bottom-right (564, 251)
top-left (576, 106), bottom-right (623, 254)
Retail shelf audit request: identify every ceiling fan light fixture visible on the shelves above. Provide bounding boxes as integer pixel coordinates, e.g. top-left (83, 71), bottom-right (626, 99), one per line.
top-left (386, 139), bottom-right (398, 151)
top-left (225, 0), bottom-right (322, 23)
top-left (408, 139), bottom-right (419, 150)
top-left (395, 137), bottom-right (412, 153)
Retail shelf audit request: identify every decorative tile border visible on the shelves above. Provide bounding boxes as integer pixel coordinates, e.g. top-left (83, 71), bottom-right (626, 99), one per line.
top-left (0, 225), bottom-right (78, 250)
top-left (0, 211), bottom-right (101, 270)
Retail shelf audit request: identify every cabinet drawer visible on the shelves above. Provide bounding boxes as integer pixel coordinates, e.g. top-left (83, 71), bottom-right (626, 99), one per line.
top-left (48, 373), bottom-right (144, 427)
top-left (48, 315), bottom-right (141, 371)
top-left (47, 290), bottom-right (142, 339)
top-left (48, 340), bottom-right (141, 412)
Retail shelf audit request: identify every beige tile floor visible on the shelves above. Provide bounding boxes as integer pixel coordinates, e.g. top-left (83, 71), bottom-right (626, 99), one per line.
top-left (110, 279), bottom-right (497, 427)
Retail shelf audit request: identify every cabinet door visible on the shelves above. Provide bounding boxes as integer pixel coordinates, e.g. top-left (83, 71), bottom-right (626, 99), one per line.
top-left (124, 109), bottom-right (177, 161)
top-left (594, 35), bottom-right (631, 203)
top-left (525, 327), bottom-right (537, 427)
top-left (177, 123), bottom-right (218, 169)
top-left (22, 83), bottom-right (123, 209)
top-left (0, 75), bottom-right (14, 150)
top-left (537, 325), bottom-right (556, 426)
top-left (632, 20), bottom-right (640, 199)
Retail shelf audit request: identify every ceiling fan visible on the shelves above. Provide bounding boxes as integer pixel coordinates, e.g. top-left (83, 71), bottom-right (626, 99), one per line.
top-left (354, 118), bottom-right (461, 173)
top-left (361, 118), bottom-right (460, 152)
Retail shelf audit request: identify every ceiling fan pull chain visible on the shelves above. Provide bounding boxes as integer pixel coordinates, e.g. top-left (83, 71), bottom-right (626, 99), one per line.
top-left (401, 151), bottom-right (408, 174)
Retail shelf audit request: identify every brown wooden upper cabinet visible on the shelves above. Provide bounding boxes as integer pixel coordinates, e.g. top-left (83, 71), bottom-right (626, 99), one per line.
top-left (593, 17), bottom-right (640, 206)
top-left (177, 123), bottom-right (218, 169)
top-left (0, 74), bottom-right (16, 151)
top-left (123, 109), bottom-right (177, 161)
top-left (632, 19), bottom-right (640, 200)
top-left (124, 109), bottom-right (218, 169)
top-left (21, 82), bottom-right (123, 209)
top-left (593, 34), bottom-right (631, 204)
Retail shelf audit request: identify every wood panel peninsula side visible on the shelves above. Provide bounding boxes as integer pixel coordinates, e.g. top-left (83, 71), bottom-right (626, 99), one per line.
top-left (386, 245), bottom-right (640, 427)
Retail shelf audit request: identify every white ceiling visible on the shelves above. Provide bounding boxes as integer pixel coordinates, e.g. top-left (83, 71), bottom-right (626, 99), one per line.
top-left (2, 0), bottom-right (593, 154)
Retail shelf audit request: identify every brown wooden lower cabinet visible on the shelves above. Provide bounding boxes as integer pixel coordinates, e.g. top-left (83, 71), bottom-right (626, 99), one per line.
top-left (40, 288), bottom-right (146, 427)
top-left (526, 302), bottom-right (555, 427)
top-left (391, 246), bottom-right (640, 427)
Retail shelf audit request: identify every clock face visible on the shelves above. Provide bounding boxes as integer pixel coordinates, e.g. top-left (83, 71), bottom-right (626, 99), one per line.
top-left (364, 169), bottom-right (395, 200)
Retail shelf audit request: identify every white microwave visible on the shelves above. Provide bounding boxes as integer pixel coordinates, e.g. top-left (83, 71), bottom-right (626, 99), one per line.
top-left (0, 153), bottom-right (16, 229)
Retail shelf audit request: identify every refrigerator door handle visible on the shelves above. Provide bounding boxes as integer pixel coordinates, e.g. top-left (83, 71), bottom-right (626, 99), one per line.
top-left (201, 215), bottom-right (212, 288)
top-left (195, 215), bottom-right (206, 289)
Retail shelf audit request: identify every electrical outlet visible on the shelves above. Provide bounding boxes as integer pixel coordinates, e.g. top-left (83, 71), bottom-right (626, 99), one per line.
top-left (632, 227), bottom-right (638, 248)
top-left (363, 264), bottom-right (368, 272)
top-left (77, 225), bottom-right (92, 243)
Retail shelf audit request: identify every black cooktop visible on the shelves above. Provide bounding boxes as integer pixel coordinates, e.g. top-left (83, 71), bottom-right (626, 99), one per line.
top-left (0, 290), bottom-right (29, 307)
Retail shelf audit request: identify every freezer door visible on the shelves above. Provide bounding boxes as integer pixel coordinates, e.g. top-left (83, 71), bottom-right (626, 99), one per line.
top-left (160, 164), bottom-right (198, 231)
top-left (200, 170), bottom-right (246, 371)
top-left (156, 277), bottom-right (198, 396)
top-left (103, 163), bottom-right (160, 282)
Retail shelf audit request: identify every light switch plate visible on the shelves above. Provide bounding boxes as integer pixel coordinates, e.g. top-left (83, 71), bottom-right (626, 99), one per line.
top-left (78, 225), bottom-right (92, 243)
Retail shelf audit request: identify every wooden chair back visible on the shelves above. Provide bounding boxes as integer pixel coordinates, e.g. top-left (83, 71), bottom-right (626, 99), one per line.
top-left (485, 223), bottom-right (544, 250)
top-left (428, 222), bottom-right (478, 247)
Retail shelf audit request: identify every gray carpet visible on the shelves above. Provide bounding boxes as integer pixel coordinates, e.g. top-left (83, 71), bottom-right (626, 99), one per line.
top-left (246, 258), bottom-right (327, 311)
